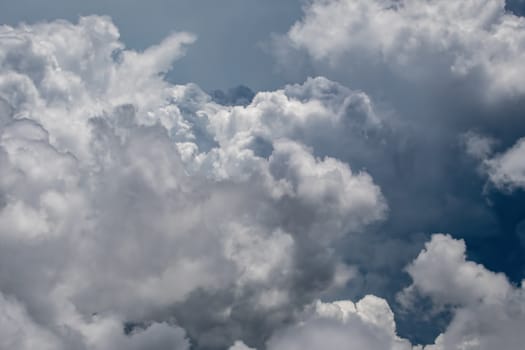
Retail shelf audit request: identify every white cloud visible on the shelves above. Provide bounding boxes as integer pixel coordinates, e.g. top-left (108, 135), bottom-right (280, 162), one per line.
top-left (461, 131), bottom-right (497, 160)
top-left (402, 234), bottom-right (525, 350)
top-left (462, 132), bottom-right (525, 192)
top-left (266, 295), bottom-right (415, 350)
top-left (401, 234), bottom-right (511, 307)
top-left (263, 234), bottom-right (525, 350)
top-left (229, 341), bottom-right (256, 350)
top-left (0, 290), bottom-right (190, 350)
top-left (268, 295), bottom-right (412, 350)
top-left (2, 10), bottom-right (524, 350)
top-left (276, 0), bottom-right (525, 102)
top-left (484, 137), bottom-right (525, 191)
top-left (0, 16), bottom-right (386, 349)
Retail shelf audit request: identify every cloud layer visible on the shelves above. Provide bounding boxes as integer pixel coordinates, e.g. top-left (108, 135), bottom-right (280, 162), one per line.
top-left (1, 1), bottom-right (525, 348)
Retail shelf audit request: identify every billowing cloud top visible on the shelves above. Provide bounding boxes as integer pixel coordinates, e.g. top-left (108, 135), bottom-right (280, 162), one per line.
top-left (1, 1), bottom-right (525, 349)
top-left (0, 15), bottom-right (387, 350)
top-left (278, 0), bottom-right (525, 101)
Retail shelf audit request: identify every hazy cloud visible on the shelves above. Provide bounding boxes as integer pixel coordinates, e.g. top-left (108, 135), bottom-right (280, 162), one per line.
top-left (484, 137), bottom-right (525, 190)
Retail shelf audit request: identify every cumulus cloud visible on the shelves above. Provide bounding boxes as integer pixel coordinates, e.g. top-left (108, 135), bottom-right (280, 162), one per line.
top-left (276, 0), bottom-right (525, 102)
top-left (461, 131), bottom-right (525, 192)
top-left (401, 234), bottom-right (525, 350)
top-left (0, 288), bottom-right (190, 350)
top-left (266, 296), bottom-right (414, 350)
top-left (261, 234), bottom-right (525, 350)
top-left (270, 0), bottom-right (525, 296)
top-left (2, 5), bottom-right (525, 350)
top-left (0, 16), bottom-right (387, 349)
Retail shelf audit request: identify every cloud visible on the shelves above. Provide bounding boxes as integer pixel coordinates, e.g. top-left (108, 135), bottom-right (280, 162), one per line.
top-left (0, 289), bottom-right (190, 350)
top-left (483, 137), bottom-right (525, 191)
top-left (461, 131), bottom-right (525, 193)
top-left (266, 296), bottom-right (414, 350)
top-left (400, 234), bottom-right (512, 308)
top-left (401, 234), bottom-right (525, 350)
top-left (276, 0), bottom-right (525, 102)
top-left (262, 234), bottom-right (525, 350)
top-left (270, 0), bottom-right (525, 300)
top-left (0, 16), bottom-right (386, 349)
top-left (2, 7), bottom-right (525, 350)
top-left (229, 341), bottom-right (256, 350)
top-left (0, 292), bottom-right (62, 350)
top-left (211, 85), bottom-right (255, 106)
top-left (461, 131), bottom-right (498, 160)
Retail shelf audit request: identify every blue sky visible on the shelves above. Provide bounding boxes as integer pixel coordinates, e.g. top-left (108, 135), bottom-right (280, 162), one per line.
top-left (0, 0), bottom-right (302, 90)
top-left (2, 0), bottom-right (524, 91)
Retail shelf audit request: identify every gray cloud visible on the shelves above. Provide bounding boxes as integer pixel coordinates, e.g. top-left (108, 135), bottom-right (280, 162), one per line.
top-left (0, 16), bottom-right (386, 349)
top-left (258, 234), bottom-right (525, 350)
top-left (483, 137), bottom-right (525, 191)
top-left (270, 0), bottom-right (525, 292)
top-left (1, 1), bottom-right (525, 348)
top-left (401, 234), bottom-right (525, 350)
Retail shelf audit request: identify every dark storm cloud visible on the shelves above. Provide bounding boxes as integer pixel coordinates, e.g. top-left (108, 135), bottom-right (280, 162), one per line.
top-left (267, 0), bottom-right (525, 342)
top-left (271, 0), bottom-right (525, 283)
